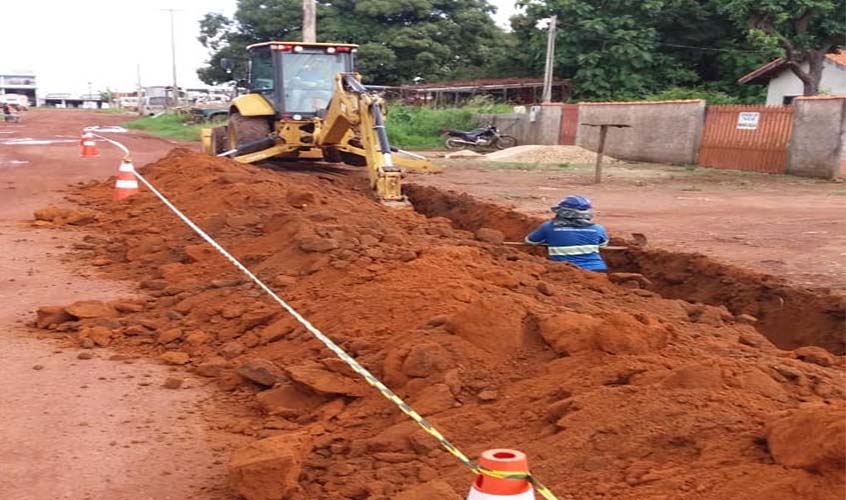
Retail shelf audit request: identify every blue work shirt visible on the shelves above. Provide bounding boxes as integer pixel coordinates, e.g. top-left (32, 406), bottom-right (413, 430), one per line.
top-left (525, 221), bottom-right (609, 271)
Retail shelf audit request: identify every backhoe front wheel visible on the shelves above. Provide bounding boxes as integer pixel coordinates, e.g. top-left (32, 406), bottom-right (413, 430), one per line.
top-left (227, 112), bottom-right (272, 155)
top-left (211, 127), bottom-right (228, 155)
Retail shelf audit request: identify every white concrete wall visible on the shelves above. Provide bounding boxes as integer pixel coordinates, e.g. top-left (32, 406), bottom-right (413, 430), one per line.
top-left (766, 60), bottom-right (846, 105)
top-left (576, 100), bottom-right (706, 165)
top-left (787, 97), bottom-right (846, 178)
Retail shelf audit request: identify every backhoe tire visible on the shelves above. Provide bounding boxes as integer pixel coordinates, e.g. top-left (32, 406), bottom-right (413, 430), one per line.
top-left (227, 112), bottom-right (272, 155)
top-left (444, 137), bottom-right (464, 150)
top-left (322, 147), bottom-right (343, 163)
top-left (340, 151), bottom-right (367, 167)
top-left (211, 127), bottom-right (228, 155)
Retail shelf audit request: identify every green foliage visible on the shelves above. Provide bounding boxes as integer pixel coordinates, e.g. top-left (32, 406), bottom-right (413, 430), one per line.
top-left (514, 0), bottom-right (782, 101)
top-left (517, 0), bottom-right (699, 100)
top-left (197, 0), bottom-right (506, 86)
top-left (644, 87), bottom-right (747, 104)
top-left (715, 0), bottom-right (844, 53)
top-left (195, 0), bottom-right (841, 102)
top-left (712, 0), bottom-right (845, 94)
top-left (385, 104), bottom-right (508, 149)
top-left (125, 115), bottom-right (205, 142)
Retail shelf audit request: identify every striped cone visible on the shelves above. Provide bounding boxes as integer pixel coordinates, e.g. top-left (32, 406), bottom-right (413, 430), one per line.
top-left (80, 132), bottom-right (100, 158)
top-left (468, 450), bottom-right (535, 499)
top-left (114, 158), bottom-right (140, 201)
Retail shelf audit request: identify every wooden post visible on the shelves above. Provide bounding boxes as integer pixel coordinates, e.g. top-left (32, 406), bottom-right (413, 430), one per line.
top-left (594, 125), bottom-right (608, 184)
top-left (581, 122), bottom-right (629, 184)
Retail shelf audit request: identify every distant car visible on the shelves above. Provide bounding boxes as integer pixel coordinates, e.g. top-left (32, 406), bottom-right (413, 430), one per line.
top-left (118, 96), bottom-right (139, 110)
top-left (190, 103), bottom-right (229, 123)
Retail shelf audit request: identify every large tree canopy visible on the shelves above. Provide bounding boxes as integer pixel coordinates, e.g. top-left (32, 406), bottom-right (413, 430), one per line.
top-left (714, 0), bottom-right (845, 95)
top-left (198, 0), bottom-right (839, 101)
top-left (514, 0), bottom-right (783, 101)
top-left (197, 0), bottom-right (505, 85)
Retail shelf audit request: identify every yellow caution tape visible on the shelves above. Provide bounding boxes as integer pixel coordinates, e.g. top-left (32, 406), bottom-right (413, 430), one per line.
top-left (110, 146), bottom-right (560, 499)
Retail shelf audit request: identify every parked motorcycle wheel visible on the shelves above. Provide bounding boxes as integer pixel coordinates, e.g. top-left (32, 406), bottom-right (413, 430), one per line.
top-left (494, 135), bottom-right (518, 150)
top-left (444, 137), bottom-right (466, 150)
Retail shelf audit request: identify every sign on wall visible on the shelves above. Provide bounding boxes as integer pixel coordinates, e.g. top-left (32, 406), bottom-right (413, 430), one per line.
top-left (737, 112), bottom-right (760, 130)
top-left (529, 105), bottom-right (541, 123)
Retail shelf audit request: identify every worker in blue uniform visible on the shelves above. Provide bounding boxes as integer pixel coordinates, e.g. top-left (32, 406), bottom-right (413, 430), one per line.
top-left (524, 195), bottom-right (609, 272)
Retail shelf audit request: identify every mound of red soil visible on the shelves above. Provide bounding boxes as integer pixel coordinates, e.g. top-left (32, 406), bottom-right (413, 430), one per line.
top-left (405, 185), bottom-right (846, 355)
top-left (36, 149), bottom-right (845, 499)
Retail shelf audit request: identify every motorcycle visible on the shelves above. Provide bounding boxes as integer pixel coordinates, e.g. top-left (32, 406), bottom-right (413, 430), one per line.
top-left (441, 125), bottom-right (518, 150)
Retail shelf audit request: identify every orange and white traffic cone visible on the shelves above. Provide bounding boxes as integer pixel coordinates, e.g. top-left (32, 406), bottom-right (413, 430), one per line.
top-left (468, 449), bottom-right (535, 499)
top-left (80, 132), bottom-right (100, 158)
top-left (113, 158), bottom-right (139, 201)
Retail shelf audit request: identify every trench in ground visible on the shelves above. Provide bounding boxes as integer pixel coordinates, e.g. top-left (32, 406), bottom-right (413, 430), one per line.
top-left (405, 184), bottom-right (846, 355)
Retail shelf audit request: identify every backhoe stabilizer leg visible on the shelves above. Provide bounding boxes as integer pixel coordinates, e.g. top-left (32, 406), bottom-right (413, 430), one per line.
top-left (376, 169), bottom-right (404, 203)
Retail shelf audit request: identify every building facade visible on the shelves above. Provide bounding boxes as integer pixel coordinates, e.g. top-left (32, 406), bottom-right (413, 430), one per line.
top-left (0, 71), bottom-right (37, 106)
top-left (739, 52), bottom-right (846, 105)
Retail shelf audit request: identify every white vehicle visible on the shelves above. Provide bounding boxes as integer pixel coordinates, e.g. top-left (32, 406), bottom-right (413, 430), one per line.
top-left (118, 96), bottom-right (139, 110)
top-left (0, 94), bottom-right (30, 110)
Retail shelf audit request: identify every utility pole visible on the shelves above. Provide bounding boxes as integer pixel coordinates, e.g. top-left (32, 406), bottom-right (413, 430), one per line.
top-left (303, 0), bottom-right (316, 43)
top-left (541, 15), bottom-right (557, 103)
top-left (162, 8), bottom-right (180, 111)
top-left (137, 64), bottom-right (145, 116)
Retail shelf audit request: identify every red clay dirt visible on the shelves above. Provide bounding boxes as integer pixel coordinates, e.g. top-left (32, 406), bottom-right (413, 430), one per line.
top-left (0, 110), bottom-right (245, 500)
top-left (405, 185), bottom-right (846, 355)
top-left (411, 161), bottom-right (846, 292)
top-left (31, 147), bottom-right (846, 500)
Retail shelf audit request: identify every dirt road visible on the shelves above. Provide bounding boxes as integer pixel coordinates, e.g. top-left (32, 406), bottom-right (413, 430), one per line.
top-left (413, 160), bottom-right (846, 291)
top-left (0, 110), bottom-right (238, 500)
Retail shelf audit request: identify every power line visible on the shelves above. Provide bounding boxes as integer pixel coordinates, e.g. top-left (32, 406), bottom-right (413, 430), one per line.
top-left (657, 42), bottom-right (776, 54)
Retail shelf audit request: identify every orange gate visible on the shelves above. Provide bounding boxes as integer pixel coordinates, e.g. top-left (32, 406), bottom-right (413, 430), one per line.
top-left (698, 105), bottom-right (794, 173)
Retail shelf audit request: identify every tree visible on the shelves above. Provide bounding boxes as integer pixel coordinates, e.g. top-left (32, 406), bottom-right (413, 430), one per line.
top-left (513, 0), bottom-right (779, 101)
top-left (714, 0), bottom-right (846, 95)
top-left (516, 0), bottom-right (703, 100)
top-left (197, 1), bottom-right (303, 85)
top-left (196, 0), bottom-right (507, 86)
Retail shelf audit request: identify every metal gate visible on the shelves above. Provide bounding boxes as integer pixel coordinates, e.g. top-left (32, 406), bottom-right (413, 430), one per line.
top-left (698, 105), bottom-right (794, 173)
top-left (558, 104), bottom-right (579, 145)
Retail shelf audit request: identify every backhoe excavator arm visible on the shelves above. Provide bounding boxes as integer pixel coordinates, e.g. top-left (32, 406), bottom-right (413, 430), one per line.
top-left (317, 73), bottom-right (404, 202)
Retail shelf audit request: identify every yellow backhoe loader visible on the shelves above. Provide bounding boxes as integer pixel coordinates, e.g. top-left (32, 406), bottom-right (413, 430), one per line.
top-left (201, 41), bottom-right (433, 205)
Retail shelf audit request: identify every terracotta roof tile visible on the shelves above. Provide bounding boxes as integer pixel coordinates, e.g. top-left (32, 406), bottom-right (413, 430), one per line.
top-left (739, 50), bottom-right (845, 84)
top-left (827, 50), bottom-right (846, 66)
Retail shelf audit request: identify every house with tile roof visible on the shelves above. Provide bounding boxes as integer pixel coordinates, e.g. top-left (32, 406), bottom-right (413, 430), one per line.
top-left (739, 51), bottom-right (845, 105)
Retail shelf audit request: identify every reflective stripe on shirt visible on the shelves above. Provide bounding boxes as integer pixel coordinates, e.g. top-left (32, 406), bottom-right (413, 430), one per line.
top-left (548, 244), bottom-right (600, 256)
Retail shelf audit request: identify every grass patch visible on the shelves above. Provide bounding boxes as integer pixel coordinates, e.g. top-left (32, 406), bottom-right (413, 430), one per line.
top-left (124, 103), bottom-right (513, 146)
top-left (96, 107), bottom-right (135, 114)
top-left (386, 104), bottom-right (511, 150)
top-left (125, 114), bottom-right (205, 141)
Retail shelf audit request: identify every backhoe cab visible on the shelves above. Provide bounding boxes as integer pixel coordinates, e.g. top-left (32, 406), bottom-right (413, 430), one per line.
top-left (202, 41), bottom-right (430, 203)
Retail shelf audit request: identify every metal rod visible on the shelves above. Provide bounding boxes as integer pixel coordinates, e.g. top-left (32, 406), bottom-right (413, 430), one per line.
top-left (503, 241), bottom-right (628, 251)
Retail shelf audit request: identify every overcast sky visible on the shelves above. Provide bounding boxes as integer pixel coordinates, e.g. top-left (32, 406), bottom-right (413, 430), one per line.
top-left (0, 0), bottom-right (520, 95)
